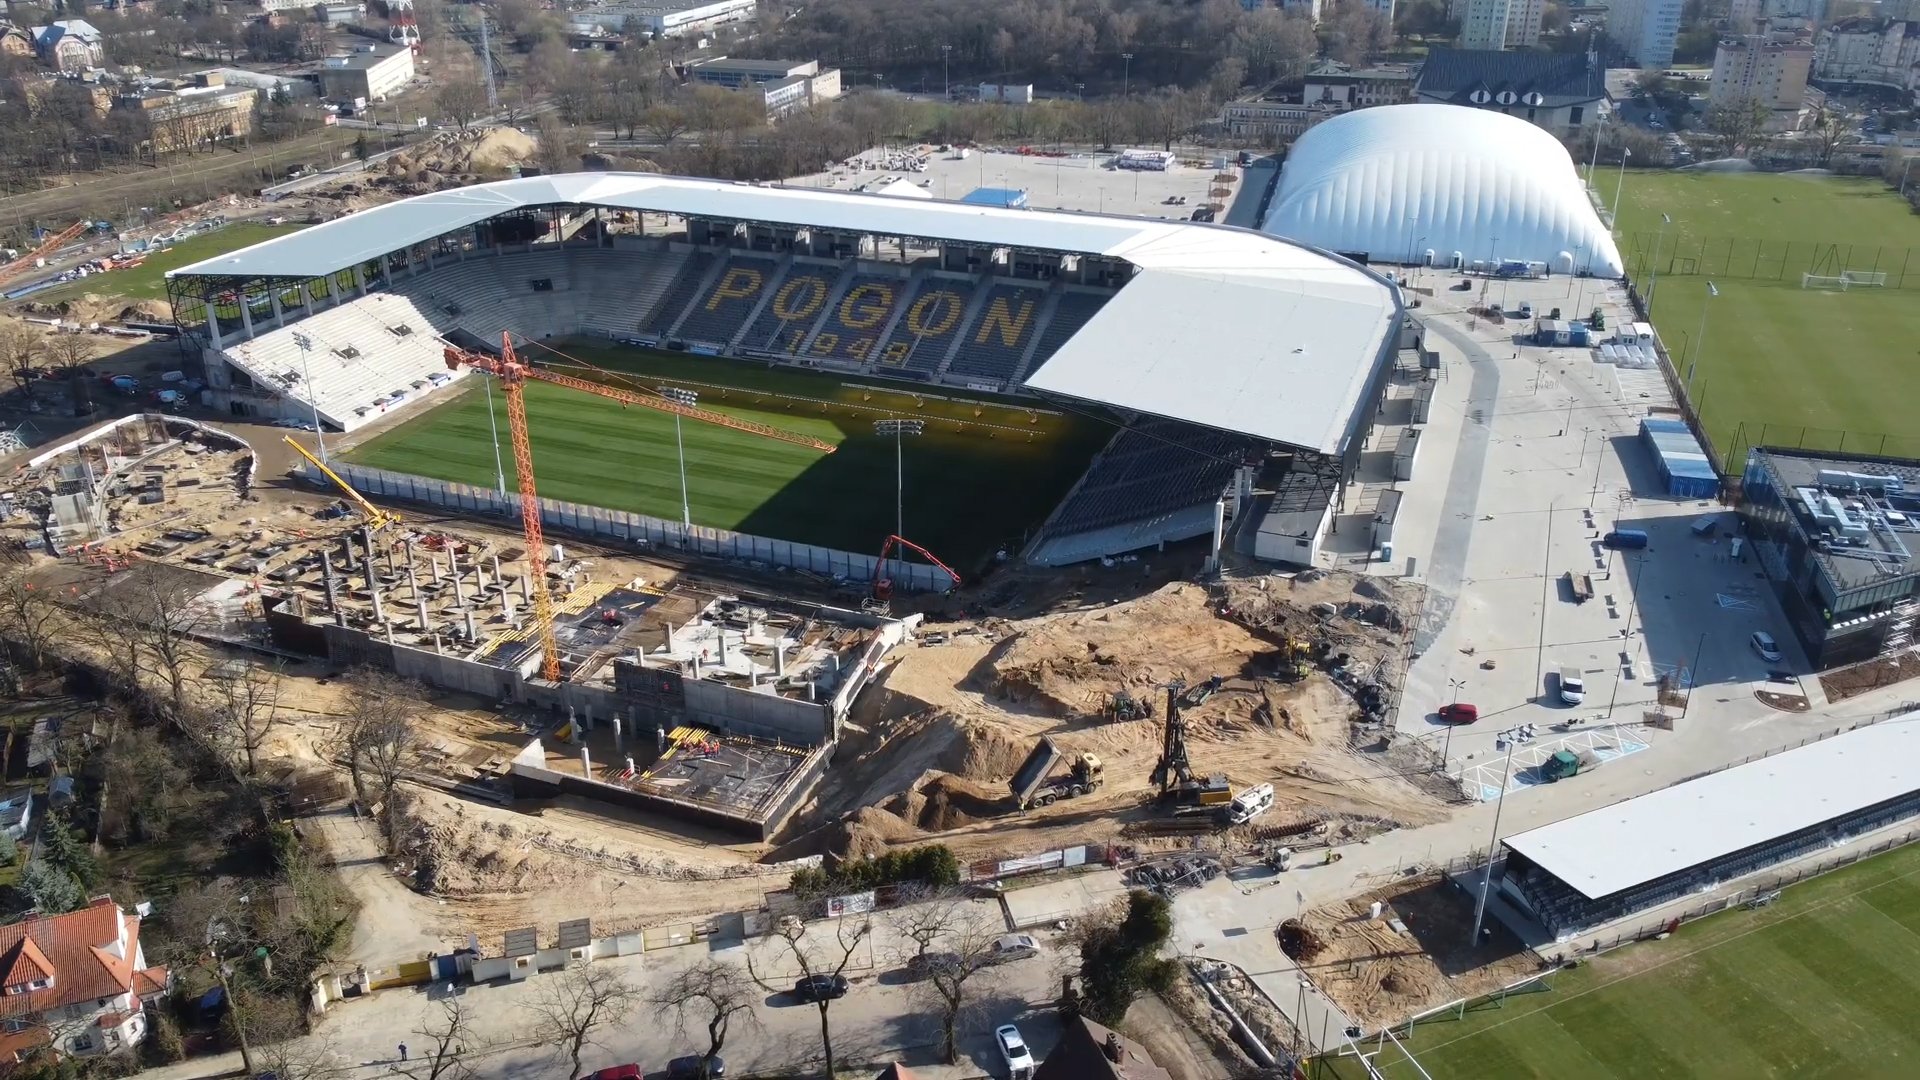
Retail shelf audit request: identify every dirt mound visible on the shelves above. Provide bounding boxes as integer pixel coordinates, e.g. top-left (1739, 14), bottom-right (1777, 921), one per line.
top-left (393, 795), bottom-right (577, 897)
top-left (469, 127), bottom-right (537, 171)
top-left (889, 771), bottom-right (1010, 831)
top-left (120, 298), bottom-right (172, 322)
top-left (1278, 918), bottom-right (1324, 961)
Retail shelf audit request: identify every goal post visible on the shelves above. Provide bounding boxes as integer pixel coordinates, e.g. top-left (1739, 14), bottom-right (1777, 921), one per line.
top-left (1802, 273), bottom-right (1849, 290)
top-left (1841, 270), bottom-right (1888, 287)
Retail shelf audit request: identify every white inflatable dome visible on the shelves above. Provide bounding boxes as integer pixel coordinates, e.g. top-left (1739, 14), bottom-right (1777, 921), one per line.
top-left (1261, 104), bottom-right (1625, 278)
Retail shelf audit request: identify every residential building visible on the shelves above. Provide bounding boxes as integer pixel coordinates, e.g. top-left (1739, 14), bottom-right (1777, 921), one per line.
top-left (1816, 17), bottom-right (1920, 91)
top-left (1034, 1016), bottom-right (1172, 1080)
top-left (1281, 0), bottom-right (1326, 20)
top-left (116, 78), bottom-right (259, 152)
top-left (1460, 0), bottom-right (1545, 51)
top-left (252, 0), bottom-right (317, 10)
top-left (1731, 0), bottom-right (1829, 32)
top-left (0, 21), bottom-right (34, 60)
top-left (684, 57), bottom-right (841, 116)
top-left (1609, 0), bottom-right (1686, 68)
top-left (1739, 447), bottom-right (1920, 668)
top-left (318, 42), bottom-right (415, 103)
top-left (315, 2), bottom-right (367, 25)
top-left (1711, 26), bottom-right (1815, 131)
top-left (570, 0), bottom-right (757, 37)
top-left (189, 66), bottom-right (315, 100)
top-left (1414, 47), bottom-right (1609, 135)
top-left (1223, 61), bottom-right (1417, 142)
top-left (0, 896), bottom-right (170, 1066)
top-left (29, 19), bottom-right (105, 73)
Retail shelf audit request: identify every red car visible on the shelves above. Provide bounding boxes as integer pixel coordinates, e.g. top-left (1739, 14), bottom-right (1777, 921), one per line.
top-left (1438, 703), bottom-right (1480, 724)
top-left (579, 1067), bottom-right (640, 1080)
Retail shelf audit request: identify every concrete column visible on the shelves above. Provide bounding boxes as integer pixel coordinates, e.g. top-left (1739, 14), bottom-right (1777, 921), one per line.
top-left (385, 621), bottom-right (395, 643)
top-left (369, 584), bottom-right (384, 624)
top-left (717, 630), bottom-right (728, 666)
top-left (690, 656), bottom-right (701, 680)
top-left (665, 622), bottom-right (676, 652)
top-left (418, 598), bottom-right (430, 632)
top-left (433, 633), bottom-right (443, 654)
top-left (386, 544), bottom-right (398, 576)
top-left (449, 547), bottom-right (461, 583)
top-left (522, 572), bottom-right (533, 602)
top-left (269, 288), bottom-right (284, 330)
top-left (580, 747), bottom-right (592, 777)
top-left (583, 706), bottom-right (593, 733)
top-left (464, 608), bottom-right (478, 641)
top-left (501, 590), bottom-right (514, 622)
top-left (452, 571), bottom-right (466, 605)
top-left (611, 713), bottom-right (623, 751)
top-left (342, 536), bottom-right (358, 573)
top-left (656, 725), bottom-right (667, 752)
top-left (431, 554), bottom-right (442, 583)
top-left (407, 566), bottom-right (419, 599)
top-left (299, 281), bottom-right (313, 316)
top-left (205, 306), bottom-right (223, 349)
top-left (774, 644), bottom-right (786, 679)
top-left (334, 610), bottom-right (346, 627)
top-left (491, 554), bottom-right (503, 589)
top-left (238, 295), bottom-right (255, 338)
top-left (807, 679), bottom-right (817, 702)
top-left (321, 550), bottom-right (338, 612)
top-left (363, 528), bottom-right (379, 588)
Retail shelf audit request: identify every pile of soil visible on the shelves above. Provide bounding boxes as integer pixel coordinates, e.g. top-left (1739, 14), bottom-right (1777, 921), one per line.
top-left (393, 796), bottom-right (577, 896)
top-left (882, 772), bottom-right (1010, 832)
top-left (1278, 918), bottom-right (1325, 961)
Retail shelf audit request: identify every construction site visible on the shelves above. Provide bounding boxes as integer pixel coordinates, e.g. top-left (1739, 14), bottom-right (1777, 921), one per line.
top-left (0, 383), bottom-right (1462, 952)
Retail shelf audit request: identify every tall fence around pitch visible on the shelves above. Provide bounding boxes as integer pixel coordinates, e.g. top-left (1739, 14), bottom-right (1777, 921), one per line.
top-left (305, 462), bottom-right (959, 593)
top-left (1618, 232), bottom-right (1920, 290)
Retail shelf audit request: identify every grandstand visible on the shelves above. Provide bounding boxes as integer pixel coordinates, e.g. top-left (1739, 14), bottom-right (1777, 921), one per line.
top-left (1493, 717), bottom-right (1920, 941)
top-left (168, 172), bottom-right (1401, 567)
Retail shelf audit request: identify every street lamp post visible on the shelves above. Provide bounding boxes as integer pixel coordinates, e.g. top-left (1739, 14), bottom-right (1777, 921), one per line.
top-left (1612, 147), bottom-right (1632, 224)
top-left (290, 331), bottom-right (327, 462)
top-left (1688, 281), bottom-right (1718, 389)
top-left (1646, 212), bottom-right (1671, 314)
top-left (941, 44), bottom-right (952, 101)
top-left (1122, 52), bottom-right (1134, 96)
top-left (1467, 729), bottom-right (1523, 946)
top-left (874, 419), bottom-right (924, 540)
top-left (1588, 112), bottom-right (1606, 185)
top-left (660, 386), bottom-right (698, 527)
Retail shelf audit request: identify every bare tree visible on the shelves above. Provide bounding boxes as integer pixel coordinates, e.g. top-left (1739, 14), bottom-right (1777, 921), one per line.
top-left (523, 961), bottom-right (642, 1078)
top-left (42, 331), bottom-right (95, 416)
top-left (655, 960), bottom-right (759, 1078)
top-left (1807, 103), bottom-right (1850, 168)
top-left (746, 914), bottom-right (872, 1079)
top-left (888, 892), bottom-right (1008, 1064)
top-left (240, 991), bottom-right (345, 1080)
top-left (0, 564), bottom-right (65, 671)
top-left (0, 317), bottom-right (46, 399)
top-left (83, 566), bottom-right (210, 716)
top-left (436, 74), bottom-right (490, 134)
top-left (1706, 96), bottom-right (1770, 156)
top-left (642, 104), bottom-right (691, 147)
top-left (402, 998), bottom-right (480, 1080)
top-left (533, 110), bottom-right (583, 174)
top-left (339, 667), bottom-right (422, 848)
top-left (202, 660), bottom-right (284, 779)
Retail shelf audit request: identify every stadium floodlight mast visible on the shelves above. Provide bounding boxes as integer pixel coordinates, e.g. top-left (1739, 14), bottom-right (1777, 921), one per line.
top-left (1468, 727), bottom-right (1525, 946)
top-left (1646, 212), bottom-right (1672, 314)
top-left (1122, 52), bottom-right (1134, 96)
top-left (942, 44), bottom-right (952, 100)
top-left (1612, 146), bottom-right (1631, 224)
top-left (289, 331), bottom-right (327, 462)
top-left (481, 375), bottom-right (507, 494)
top-left (659, 386), bottom-right (698, 527)
top-left (1688, 281), bottom-right (1719, 389)
top-left (874, 418), bottom-right (924, 542)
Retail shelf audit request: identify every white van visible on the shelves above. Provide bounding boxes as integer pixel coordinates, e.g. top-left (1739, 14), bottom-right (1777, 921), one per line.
top-left (1225, 783), bottom-right (1275, 826)
top-left (1559, 667), bottom-right (1587, 705)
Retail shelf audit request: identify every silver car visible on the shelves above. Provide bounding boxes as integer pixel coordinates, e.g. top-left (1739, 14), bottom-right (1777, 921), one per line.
top-left (1751, 631), bottom-right (1783, 663)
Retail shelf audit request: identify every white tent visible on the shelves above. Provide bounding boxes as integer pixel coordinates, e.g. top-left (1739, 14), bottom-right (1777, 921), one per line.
top-left (1261, 104), bottom-right (1625, 278)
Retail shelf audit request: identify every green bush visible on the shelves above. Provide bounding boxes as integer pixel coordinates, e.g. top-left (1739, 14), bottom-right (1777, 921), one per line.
top-left (790, 844), bottom-right (960, 896)
top-left (1077, 889), bottom-right (1177, 1025)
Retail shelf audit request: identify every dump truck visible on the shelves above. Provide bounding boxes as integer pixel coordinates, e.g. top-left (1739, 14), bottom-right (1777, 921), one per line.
top-left (1009, 737), bottom-right (1104, 809)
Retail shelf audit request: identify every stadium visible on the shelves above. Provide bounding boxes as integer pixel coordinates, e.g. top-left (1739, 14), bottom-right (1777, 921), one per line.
top-left (165, 172), bottom-right (1404, 577)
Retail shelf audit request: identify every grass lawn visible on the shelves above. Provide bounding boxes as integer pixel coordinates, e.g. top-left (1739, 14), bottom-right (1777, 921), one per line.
top-left (1609, 171), bottom-right (1920, 459)
top-left (346, 342), bottom-right (1114, 569)
top-left (1320, 838), bottom-right (1920, 1080)
top-left (35, 221), bottom-right (305, 304)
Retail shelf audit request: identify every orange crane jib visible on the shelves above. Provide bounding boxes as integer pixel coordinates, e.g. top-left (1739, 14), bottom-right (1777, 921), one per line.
top-left (0, 220), bottom-right (91, 290)
top-left (441, 348), bottom-right (836, 454)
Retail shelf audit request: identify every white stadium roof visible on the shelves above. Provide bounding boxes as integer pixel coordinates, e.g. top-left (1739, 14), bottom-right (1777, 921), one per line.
top-left (1261, 104), bottom-right (1625, 278)
top-left (174, 173), bottom-right (1402, 455)
top-left (1503, 715), bottom-right (1920, 900)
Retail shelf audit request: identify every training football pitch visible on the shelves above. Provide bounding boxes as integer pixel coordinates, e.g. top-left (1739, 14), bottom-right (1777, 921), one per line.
top-left (35, 221), bottom-right (304, 304)
top-left (344, 342), bottom-right (1113, 569)
top-left (1610, 171), bottom-right (1920, 459)
top-left (1321, 838), bottom-right (1920, 1080)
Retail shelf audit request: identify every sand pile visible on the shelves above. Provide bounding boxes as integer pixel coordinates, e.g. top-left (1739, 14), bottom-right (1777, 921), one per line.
top-left (468, 127), bottom-right (537, 172)
top-left (395, 798), bottom-right (579, 896)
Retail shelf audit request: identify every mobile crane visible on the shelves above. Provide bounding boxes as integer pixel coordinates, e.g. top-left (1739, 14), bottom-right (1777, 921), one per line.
top-left (0, 221), bottom-right (92, 291)
top-left (283, 436), bottom-right (399, 531)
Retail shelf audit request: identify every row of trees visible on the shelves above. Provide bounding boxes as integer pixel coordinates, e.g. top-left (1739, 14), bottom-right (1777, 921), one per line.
top-left (747, 0), bottom-right (1390, 95)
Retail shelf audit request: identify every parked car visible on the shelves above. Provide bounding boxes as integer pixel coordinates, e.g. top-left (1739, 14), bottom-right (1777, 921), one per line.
top-left (578, 1066), bottom-right (640, 1080)
top-left (1751, 631), bottom-right (1783, 663)
top-left (665, 1053), bottom-right (726, 1078)
top-left (793, 974), bottom-right (848, 1002)
top-left (996, 1023), bottom-right (1035, 1078)
top-left (906, 951), bottom-right (961, 979)
top-left (989, 934), bottom-right (1040, 964)
top-left (1437, 702), bottom-right (1479, 725)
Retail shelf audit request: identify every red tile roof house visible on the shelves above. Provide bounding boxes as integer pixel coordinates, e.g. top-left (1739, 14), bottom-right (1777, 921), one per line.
top-left (0, 897), bottom-right (170, 1068)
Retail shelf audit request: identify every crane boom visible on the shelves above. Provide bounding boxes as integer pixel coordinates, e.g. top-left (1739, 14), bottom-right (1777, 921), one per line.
top-left (508, 365), bottom-right (836, 454)
top-left (873, 534), bottom-right (961, 600)
top-left (442, 338), bottom-right (563, 680)
top-left (0, 221), bottom-right (90, 290)
top-left (282, 436), bottom-right (399, 531)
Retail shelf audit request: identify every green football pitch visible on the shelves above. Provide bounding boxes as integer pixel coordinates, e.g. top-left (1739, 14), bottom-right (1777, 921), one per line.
top-left (1320, 838), bottom-right (1920, 1080)
top-left (1609, 171), bottom-right (1920, 460)
top-left (35, 221), bottom-right (304, 304)
top-left (344, 342), bottom-right (1114, 569)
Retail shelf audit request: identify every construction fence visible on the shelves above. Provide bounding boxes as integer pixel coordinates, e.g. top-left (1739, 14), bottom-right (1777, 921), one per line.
top-left (1619, 233), bottom-right (1920, 291)
top-left (308, 461), bottom-right (959, 593)
top-left (1723, 422), bottom-right (1920, 473)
